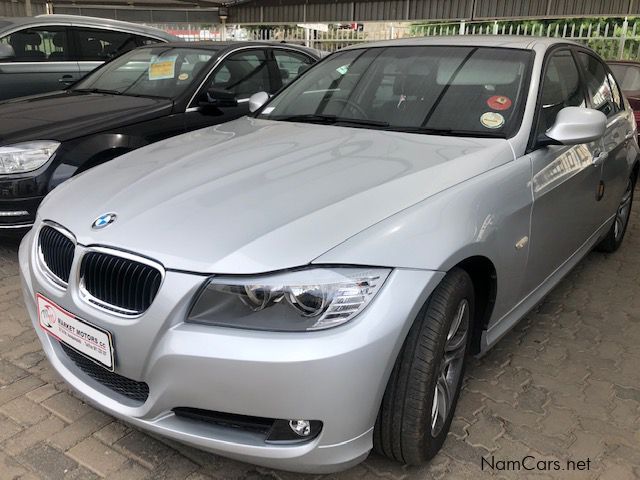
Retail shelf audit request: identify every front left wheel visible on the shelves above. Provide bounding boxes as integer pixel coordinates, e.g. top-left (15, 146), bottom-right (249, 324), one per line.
top-left (373, 268), bottom-right (474, 464)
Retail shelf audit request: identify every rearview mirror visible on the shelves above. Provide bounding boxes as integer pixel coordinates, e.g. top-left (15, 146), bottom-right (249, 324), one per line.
top-left (543, 106), bottom-right (607, 146)
top-left (249, 91), bottom-right (269, 113)
top-left (200, 88), bottom-right (238, 108)
top-left (0, 44), bottom-right (15, 60)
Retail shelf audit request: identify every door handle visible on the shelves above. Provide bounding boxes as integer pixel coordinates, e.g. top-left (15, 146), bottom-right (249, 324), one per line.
top-left (593, 151), bottom-right (608, 166)
top-left (58, 75), bottom-right (75, 85)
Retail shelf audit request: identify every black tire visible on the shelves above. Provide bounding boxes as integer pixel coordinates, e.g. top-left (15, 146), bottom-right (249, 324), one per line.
top-left (373, 267), bottom-right (474, 464)
top-left (597, 177), bottom-right (635, 253)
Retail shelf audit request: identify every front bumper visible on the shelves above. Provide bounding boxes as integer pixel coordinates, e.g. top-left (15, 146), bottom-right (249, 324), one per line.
top-left (19, 228), bottom-right (443, 473)
top-left (0, 169), bottom-right (51, 229)
top-left (0, 196), bottom-right (42, 229)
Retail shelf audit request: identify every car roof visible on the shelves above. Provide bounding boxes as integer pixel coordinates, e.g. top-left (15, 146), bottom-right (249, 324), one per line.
top-left (144, 40), bottom-right (322, 58)
top-left (0, 14), bottom-right (178, 41)
top-left (342, 35), bottom-right (583, 51)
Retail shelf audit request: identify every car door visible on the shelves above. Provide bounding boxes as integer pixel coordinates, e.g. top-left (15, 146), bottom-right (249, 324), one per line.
top-left (577, 51), bottom-right (633, 225)
top-left (0, 25), bottom-right (79, 100)
top-left (71, 27), bottom-right (145, 80)
top-left (184, 48), bottom-right (273, 131)
top-left (523, 48), bottom-right (604, 295)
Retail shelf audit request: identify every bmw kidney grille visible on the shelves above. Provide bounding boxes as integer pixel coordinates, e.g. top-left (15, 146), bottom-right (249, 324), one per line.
top-left (79, 251), bottom-right (163, 316)
top-left (38, 225), bottom-right (75, 287)
top-left (37, 225), bottom-right (163, 315)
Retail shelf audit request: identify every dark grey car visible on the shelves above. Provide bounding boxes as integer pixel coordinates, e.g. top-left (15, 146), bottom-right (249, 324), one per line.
top-left (0, 14), bottom-right (178, 100)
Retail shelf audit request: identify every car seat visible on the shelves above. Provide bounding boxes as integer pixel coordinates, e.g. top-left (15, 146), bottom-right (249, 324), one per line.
top-left (10, 31), bottom-right (46, 60)
top-left (48, 32), bottom-right (67, 60)
top-left (81, 37), bottom-right (104, 60)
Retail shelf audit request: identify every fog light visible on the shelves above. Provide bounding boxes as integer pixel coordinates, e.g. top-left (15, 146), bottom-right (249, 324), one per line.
top-left (289, 419), bottom-right (311, 436)
top-left (265, 419), bottom-right (323, 443)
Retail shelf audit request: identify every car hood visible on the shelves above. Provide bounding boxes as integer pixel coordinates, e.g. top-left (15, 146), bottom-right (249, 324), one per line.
top-left (39, 117), bottom-right (515, 273)
top-left (0, 91), bottom-right (173, 144)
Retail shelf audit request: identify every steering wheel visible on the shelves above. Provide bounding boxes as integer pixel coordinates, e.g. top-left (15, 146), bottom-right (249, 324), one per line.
top-left (329, 97), bottom-right (369, 119)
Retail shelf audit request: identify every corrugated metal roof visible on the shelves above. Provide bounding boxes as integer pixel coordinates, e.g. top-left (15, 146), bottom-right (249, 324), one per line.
top-left (27, 0), bottom-right (640, 23)
top-left (228, 0), bottom-right (638, 23)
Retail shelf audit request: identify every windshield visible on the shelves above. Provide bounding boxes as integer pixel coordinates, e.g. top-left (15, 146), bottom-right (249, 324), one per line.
top-left (261, 46), bottom-right (533, 137)
top-left (72, 46), bottom-right (217, 99)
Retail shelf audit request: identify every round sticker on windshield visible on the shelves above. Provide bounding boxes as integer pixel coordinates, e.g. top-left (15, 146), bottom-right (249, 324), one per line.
top-left (487, 95), bottom-right (512, 111)
top-left (480, 112), bottom-right (505, 129)
top-left (178, 73), bottom-right (189, 81)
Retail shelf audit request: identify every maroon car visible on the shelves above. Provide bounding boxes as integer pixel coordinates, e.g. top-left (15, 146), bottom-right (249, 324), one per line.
top-left (608, 60), bottom-right (640, 126)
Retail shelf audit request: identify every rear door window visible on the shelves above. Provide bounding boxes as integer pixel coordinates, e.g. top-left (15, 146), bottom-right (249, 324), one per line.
top-left (273, 50), bottom-right (314, 88)
top-left (72, 28), bottom-right (140, 61)
top-left (0, 27), bottom-right (70, 61)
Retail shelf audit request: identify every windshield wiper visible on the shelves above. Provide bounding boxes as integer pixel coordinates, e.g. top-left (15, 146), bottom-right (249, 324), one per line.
top-left (121, 93), bottom-right (167, 100)
top-left (73, 88), bottom-right (123, 96)
top-left (272, 114), bottom-right (389, 128)
top-left (393, 127), bottom-right (507, 138)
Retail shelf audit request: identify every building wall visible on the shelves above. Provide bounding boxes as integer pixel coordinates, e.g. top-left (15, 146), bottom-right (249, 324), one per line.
top-left (0, 0), bottom-right (46, 17)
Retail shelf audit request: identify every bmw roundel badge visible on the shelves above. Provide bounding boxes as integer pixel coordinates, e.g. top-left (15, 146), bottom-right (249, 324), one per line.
top-left (92, 212), bottom-right (117, 230)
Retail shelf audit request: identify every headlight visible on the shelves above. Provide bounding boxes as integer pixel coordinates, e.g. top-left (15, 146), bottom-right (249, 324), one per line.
top-left (187, 267), bottom-right (391, 331)
top-left (0, 141), bottom-right (60, 174)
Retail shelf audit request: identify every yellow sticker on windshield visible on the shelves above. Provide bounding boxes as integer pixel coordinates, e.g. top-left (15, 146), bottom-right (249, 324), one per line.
top-left (480, 112), bottom-right (505, 129)
top-left (149, 56), bottom-right (177, 80)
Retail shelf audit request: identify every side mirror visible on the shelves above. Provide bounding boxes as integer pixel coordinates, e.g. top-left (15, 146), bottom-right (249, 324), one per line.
top-left (200, 88), bottom-right (238, 108)
top-left (249, 91), bottom-right (269, 113)
top-left (0, 43), bottom-right (15, 60)
top-left (544, 106), bottom-right (607, 146)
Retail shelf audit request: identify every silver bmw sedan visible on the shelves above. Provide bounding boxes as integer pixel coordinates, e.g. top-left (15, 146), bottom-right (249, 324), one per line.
top-left (19, 36), bottom-right (638, 473)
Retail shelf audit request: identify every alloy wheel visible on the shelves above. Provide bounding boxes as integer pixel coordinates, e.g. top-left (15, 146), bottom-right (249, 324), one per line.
top-left (430, 299), bottom-right (469, 437)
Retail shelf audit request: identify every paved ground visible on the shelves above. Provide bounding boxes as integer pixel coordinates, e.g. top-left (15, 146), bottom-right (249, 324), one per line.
top-left (1, 199), bottom-right (640, 480)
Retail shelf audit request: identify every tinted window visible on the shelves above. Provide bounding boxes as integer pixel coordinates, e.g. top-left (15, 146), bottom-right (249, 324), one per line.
top-left (73, 28), bottom-right (139, 61)
top-left (610, 64), bottom-right (640, 91)
top-left (273, 50), bottom-right (314, 87)
top-left (210, 50), bottom-right (271, 98)
top-left (578, 52), bottom-right (617, 117)
top-left (0, 27), bottom-right (69, 61)
top-left (262, 46), bottom-right (533, 137)
top-left (536, 50), bottom-right (585, 135)
top-left (73, 47), bottom-right (215, 99)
